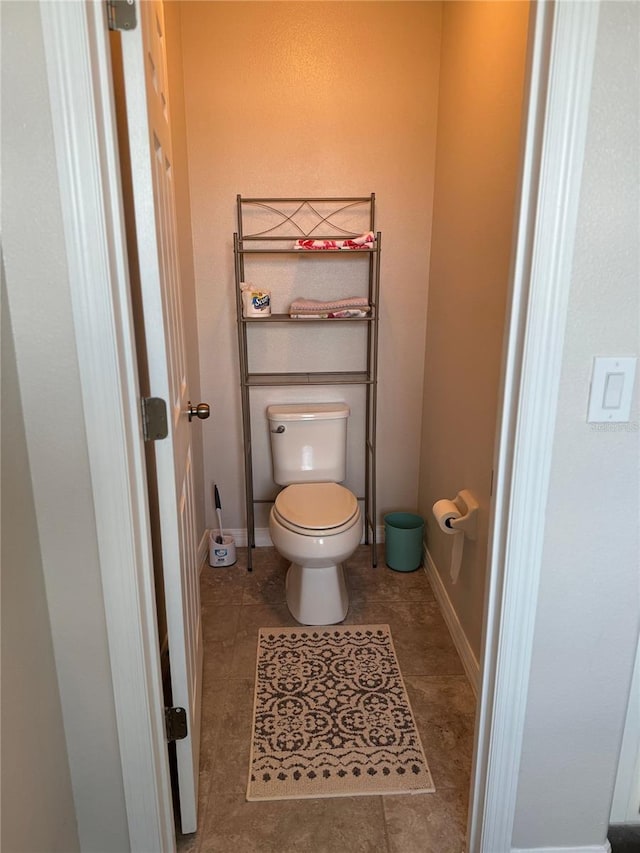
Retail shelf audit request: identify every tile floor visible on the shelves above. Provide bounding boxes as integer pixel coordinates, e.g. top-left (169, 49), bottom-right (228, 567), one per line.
top-left (608, 825), bottom-right (640, 853)
top-left (177, 545), bottom-right (475, 853)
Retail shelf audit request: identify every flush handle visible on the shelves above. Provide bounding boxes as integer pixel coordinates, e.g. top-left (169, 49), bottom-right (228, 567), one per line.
top-left (270, 425), bottom-right (285, 434)
top-left (188, 402), bottom-right (210, 422)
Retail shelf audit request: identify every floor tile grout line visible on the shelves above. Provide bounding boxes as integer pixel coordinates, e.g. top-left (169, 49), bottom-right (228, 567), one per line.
top-left (379, 795), bottom-right (394, 853)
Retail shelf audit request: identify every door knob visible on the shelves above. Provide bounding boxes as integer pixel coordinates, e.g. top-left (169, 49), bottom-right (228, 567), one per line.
top-left (187, 402), bottom-right (210, 422)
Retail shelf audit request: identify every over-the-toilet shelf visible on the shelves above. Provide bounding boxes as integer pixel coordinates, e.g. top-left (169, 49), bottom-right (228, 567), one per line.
top-left (233, 194), bottom-right (382, 571)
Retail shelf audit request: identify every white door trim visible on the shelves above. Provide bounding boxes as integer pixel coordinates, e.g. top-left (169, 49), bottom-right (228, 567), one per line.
top-left (40, 2), bottom-right (175, 850)
top-left (610, 633), bottom-right (640, 824)
top-left (39, 0), bottom-right (601, 850)
top-left (512, 846), bottom-right (612, 853)
top-left (469, 2), bottom-right (601, 851)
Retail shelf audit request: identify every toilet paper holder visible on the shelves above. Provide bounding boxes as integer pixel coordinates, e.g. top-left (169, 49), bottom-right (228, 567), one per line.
top-left (445, 490), bottom-right (479, 539)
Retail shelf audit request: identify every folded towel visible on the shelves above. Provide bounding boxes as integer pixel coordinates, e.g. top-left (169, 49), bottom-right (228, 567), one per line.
top-left (293, 231), bottom-right (375, 251)
top-left (339, 231), bottom-right (375, 250)
top-left (289, 296), bottom-right (370, 316)
top-left (290, 309), bottom-right (370, 319)
top-left (294, 238), bottom-right (341, 251)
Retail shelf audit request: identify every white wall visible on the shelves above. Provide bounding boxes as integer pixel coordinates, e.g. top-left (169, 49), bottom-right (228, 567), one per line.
top-left (1, 274), bottom-right (80, 853)
top-left (512, 1), bottom-right (640, 847)
top-left (417, 0), bottom-right (530, 660)
top-left (180, 1), bottom-right (443, 532)
top-left (1, 3), bottom-right (130, 850)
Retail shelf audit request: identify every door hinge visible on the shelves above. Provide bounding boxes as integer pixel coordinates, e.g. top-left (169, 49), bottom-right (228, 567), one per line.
top-left (165, 707), bottom-right (188, 743)
top-left (106, 0), bottom-right (137, 32)
top-left (141, 397), bottom-right (168, 441)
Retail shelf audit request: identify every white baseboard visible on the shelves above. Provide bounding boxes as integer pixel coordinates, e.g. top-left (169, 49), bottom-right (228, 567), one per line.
top-left (512, 844), bottom-right (611, 853)
top-left (204, 525), bottom-right (386, 549)
top-left (226, 527), bottom-right (272, 547)
top-left (200, 527), bottom-right (272, 551)
top-left (424, 545), bottom-right (480, 696)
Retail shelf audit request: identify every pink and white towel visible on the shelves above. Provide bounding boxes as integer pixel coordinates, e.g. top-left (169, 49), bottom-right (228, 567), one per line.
top-left (289, 296), bottom-right (371, 318)
top-left (293, 231), bottom-right (375, 251)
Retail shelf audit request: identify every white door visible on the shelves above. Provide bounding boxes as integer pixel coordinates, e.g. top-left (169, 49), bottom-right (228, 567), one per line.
top-left (118, 0), bottom-right (203, 834)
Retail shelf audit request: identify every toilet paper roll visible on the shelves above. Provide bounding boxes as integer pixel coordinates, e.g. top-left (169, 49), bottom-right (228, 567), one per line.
top-left (432, 499), bottom-right (462, 532)
top-left (432, 499), bottom-right (465, 584)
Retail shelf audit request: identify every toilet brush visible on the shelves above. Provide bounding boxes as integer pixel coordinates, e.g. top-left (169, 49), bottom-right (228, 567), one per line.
top-left (214, 485), bottom-right (224, 544)
top-left (208, 485), bottom-right (237, 568)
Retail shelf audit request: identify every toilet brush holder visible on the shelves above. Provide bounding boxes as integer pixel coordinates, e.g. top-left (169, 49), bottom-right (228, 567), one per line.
top-left (208, 532), bottom-right (237, 567)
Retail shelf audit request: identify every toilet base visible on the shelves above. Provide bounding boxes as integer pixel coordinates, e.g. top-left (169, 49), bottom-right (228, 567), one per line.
top-left (285, 562), bottom-right (349, 625)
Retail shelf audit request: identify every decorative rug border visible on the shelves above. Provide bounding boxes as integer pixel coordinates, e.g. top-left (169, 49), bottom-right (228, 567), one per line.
top-left (247, 624), bottom-right (435, 801)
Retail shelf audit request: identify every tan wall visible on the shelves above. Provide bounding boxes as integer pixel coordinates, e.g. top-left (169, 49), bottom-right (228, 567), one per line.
top-left (417, 1), bottom-right (530, 658)
top-left (180, 1), bottom-right (442, 531)
top-left (1, 275), bottom-right (80, 853)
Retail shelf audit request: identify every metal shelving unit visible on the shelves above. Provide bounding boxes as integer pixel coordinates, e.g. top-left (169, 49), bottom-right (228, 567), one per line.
top-left (234, 195), bottom-right (381, 571)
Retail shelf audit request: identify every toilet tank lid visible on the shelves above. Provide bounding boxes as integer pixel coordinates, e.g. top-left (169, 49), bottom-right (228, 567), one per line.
top-left (266, 403), bottom-right (350, 421)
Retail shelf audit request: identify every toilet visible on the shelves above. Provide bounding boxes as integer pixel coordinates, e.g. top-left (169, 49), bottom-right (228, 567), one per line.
top-left (267, 403), bottom-right (362, 625)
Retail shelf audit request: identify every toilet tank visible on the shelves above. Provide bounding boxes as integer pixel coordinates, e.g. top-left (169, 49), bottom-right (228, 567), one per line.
top-left (266, 403), bottom-right (349, 485)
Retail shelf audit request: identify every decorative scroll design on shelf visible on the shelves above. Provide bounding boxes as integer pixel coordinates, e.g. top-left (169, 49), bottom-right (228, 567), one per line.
top-left (238, 196), bottom-right (374, 241)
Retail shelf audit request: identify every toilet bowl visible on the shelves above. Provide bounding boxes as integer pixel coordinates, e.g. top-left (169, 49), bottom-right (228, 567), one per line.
top-left (268, 482), bottom-right (362, 625)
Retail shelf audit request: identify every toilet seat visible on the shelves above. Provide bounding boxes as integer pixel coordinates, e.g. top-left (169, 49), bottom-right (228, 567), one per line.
top-left (273, 483), bottom-right (359, 537)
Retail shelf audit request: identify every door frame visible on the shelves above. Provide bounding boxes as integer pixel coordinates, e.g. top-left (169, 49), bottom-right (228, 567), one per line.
top-left (467, 1), bottom-right (600, 849)
top-left (40, 1), bottom-right (600, 850)
top-left (40, 1), bottom-right (175, 850)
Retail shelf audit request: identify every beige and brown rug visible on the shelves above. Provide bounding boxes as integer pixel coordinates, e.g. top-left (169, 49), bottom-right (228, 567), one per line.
top-left (247, 624), bottom-right (434, 801)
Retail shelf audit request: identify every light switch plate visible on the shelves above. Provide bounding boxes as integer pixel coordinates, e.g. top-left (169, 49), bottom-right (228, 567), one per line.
top-left (587, 356), bottom-right (637, 423)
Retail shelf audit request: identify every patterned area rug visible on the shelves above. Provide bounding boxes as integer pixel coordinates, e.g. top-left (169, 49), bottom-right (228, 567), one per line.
top-left (247, 624), bottom-right (434, 801)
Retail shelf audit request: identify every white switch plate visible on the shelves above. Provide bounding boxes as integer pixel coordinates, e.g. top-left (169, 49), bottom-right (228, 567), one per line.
top-left (587, 356), bottom-right (637, 423)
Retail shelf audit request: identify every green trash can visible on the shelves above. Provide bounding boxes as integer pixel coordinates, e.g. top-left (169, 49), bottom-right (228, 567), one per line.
top-left (384, 512), bottom-right (425, 572)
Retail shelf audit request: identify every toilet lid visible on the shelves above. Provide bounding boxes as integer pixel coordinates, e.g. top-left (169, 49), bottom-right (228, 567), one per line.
top-left (274, 483), bottom-right (359, 534)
